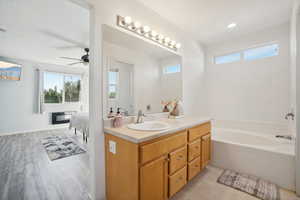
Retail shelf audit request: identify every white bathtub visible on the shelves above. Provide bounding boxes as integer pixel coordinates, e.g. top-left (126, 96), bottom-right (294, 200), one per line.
top-left (211, 127), bottom-right (296, 190)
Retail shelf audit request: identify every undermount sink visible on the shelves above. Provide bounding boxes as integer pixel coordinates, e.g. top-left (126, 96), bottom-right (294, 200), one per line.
top-left (127, 121), bottom-right (170, 131)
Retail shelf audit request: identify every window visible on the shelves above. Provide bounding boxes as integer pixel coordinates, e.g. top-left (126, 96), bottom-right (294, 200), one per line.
top-left (163, 65), bottom-right (181, 74)
top-left (215, 53), bottom-right (241, 64)
top-left (244, 44), bottom-right (279, 61)
top-left (43, 72), bottom-right (81, 104)
top-left (214, 43), bottom-right (279, 64)
top-left (64, 75), bottom-right (81, 102)
top-left (108, 69), bottom-right (118, 99)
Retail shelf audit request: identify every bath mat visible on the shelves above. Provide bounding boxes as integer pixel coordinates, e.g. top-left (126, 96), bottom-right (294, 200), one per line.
top-left (41, 135), bottom-right (86, 161)
top-left (217, 169), bottom-right (279, 200)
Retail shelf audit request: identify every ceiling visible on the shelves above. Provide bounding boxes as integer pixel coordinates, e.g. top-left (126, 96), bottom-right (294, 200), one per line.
top-left (136, 0), bottom-right (293, 45)
top-left (0, 0), bottom-right (89, 66)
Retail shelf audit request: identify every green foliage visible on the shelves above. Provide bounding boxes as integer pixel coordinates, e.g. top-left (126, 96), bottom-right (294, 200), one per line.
top-left (64, 80), bottom-right (81, 102)
top-left (109, 91), bottom-right (116, 99)
top-left (44, 80), bottom-right (80, 103)
top-left (44, 86), bottom-right (63, 103)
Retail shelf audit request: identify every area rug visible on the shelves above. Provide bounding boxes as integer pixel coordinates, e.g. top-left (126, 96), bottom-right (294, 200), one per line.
top-left (41, 135), bottom-right (86, 161)
top-left (217, 169), bottom-right (280, 200)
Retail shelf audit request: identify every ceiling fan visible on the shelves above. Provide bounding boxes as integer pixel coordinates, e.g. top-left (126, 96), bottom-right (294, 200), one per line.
top-left (60, 48), bottom-right (89, 66)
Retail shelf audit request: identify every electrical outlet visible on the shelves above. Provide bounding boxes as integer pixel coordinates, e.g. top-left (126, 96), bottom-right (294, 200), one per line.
top-left (109, 140), bottom-right (116, 154)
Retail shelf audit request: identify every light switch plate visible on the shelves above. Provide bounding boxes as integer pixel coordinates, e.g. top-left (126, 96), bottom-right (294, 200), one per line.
top-left (109, 140), bottom-right (116, 154)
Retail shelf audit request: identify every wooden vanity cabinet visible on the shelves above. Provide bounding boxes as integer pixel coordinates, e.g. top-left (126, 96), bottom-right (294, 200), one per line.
top-left (105, 122), bottom-right (211, 200)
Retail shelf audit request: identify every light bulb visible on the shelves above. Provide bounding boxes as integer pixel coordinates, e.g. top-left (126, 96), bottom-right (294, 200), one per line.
top-left (150, 30), bottom-right (157, 37)
top-left (158, 34), bottom-right (164, 41)
top-left (143, 26), bottom-right (150, 33)
top-left (175, 43), bottom-right (181, 49)
top-left (133, 21), bottom-right (141, 29)
top-left (164, 37), bottom-right (170, 44)
top-left (124, 16), bottom-right (132, 25)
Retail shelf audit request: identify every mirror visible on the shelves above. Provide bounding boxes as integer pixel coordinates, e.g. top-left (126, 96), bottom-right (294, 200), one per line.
top-left (102, 25), bottom-right (182, 118)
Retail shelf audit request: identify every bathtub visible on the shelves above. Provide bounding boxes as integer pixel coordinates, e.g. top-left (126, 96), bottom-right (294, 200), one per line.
top-left (211, 122), bottom-right (296, 191)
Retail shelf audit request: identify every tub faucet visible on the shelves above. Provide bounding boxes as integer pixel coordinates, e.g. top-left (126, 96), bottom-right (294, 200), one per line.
top-left (285, 112), bottom-right (295, 120)
top-left (136, 110), bottom-right (145, 124)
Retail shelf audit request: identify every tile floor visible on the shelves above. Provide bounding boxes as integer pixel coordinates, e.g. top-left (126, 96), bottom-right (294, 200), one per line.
top-left (171, 166), bottom-right (300, 200)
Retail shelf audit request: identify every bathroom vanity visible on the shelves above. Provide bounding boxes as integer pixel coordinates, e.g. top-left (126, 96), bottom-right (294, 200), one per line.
top-left (104, 118), bottom-right (211, 200)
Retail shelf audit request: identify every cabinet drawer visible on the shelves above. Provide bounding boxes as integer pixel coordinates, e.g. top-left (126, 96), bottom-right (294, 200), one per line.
top-left (140, 131), bottom-right (187, 164)
top-left (188, 122), bottom-right (211, 142)
top-left (188, 157), bottom-right (201, 180)
top-left (188, 139), bottom-right (201, 162)
top-left (169, 166), bottom-right (187, 197)
top-left (169, 146), bottom-right (187, 175)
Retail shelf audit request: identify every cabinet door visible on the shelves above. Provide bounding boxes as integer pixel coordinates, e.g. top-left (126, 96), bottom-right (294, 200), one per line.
top-left (201, 133), bottom-right (211, 168)
top-left (140, 156), bottom-right (168, 200)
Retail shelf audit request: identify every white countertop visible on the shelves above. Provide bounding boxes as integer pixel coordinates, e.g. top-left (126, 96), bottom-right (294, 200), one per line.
top-left (104, 116), bottom-right (211, 143)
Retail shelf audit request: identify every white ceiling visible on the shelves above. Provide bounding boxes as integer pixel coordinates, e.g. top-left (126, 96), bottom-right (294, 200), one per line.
top-left (136, 0), bottom-right (293, 45)
top-left (0, 0), bottom-right (89, 66)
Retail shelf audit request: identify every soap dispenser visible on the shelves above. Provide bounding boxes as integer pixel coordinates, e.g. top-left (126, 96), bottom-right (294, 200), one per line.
top-left (108, 107), bottom-right (114, 118)
top-left (113, 108), bottom-right (123, 128)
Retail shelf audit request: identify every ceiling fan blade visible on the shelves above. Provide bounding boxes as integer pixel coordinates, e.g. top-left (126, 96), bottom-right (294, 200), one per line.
top-left (60, 57), bottom-right (82, 61)
top-left (69, 62), bottom-right (84, 66)
top-left (40, 30), bottom-right (87, 48)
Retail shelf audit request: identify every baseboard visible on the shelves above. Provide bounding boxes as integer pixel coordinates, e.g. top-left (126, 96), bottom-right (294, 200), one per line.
top-left (0, 125), bottom-right (70, 137)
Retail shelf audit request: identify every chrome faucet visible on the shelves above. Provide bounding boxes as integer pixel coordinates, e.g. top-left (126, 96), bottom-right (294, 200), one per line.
top-left (136, 110), bottom-right (145, 124)
top-left (285, 112), bottom-right (295, 120)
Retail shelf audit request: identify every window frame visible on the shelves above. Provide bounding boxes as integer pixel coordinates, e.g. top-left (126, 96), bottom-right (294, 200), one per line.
top-left (163, 64), bottom-right (181, 74)
top-left (43, 71), bottom-right (82, 105)
top-left (243, 43), bottom-right (279, 61)
top-left (108, 69), bottom-right (119, 101)
top-left (213, 42), bottom-right (279, 65)
top-left (214, 52), bottom-right (242, 65)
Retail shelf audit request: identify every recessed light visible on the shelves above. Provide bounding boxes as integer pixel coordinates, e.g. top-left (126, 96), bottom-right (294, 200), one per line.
top-left (227, 23), bottom-right (237, 29)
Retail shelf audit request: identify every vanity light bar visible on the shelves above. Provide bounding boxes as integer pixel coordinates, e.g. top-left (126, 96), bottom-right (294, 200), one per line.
top-left (117, 15), bottom-right (181, 51)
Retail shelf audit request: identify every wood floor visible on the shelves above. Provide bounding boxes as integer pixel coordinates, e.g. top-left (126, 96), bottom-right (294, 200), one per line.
top-left (171, 165), bottom-right (300, 200)
top-left (0, 129), bottom-right (90, 200)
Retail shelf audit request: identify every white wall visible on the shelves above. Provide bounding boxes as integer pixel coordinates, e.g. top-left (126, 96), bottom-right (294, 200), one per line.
top-left (0, 56), bottom-right (88, 134)
top-left (206, 23), bottom-right (290, 123)
top-left (159, 55), bottom-right (183, 102)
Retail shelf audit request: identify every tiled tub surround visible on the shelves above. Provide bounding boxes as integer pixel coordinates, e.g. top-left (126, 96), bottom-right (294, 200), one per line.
top-left (211, 120), bottom-right (295, 191)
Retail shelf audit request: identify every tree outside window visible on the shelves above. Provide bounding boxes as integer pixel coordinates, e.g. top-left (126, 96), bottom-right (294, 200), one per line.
top-left (43, 72), bottom-right (81, 104)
